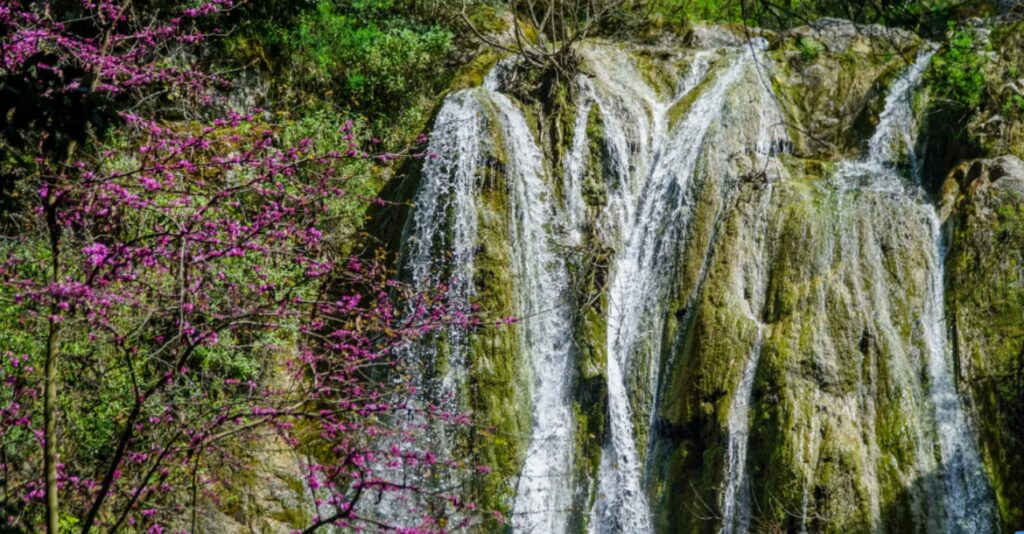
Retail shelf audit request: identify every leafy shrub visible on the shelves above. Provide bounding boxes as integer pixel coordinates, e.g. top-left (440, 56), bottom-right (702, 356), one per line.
top-left (927, 24), bottom-right (990, 110)
top-left (796, 36), bottom-right (825, 60)
top-left (251, 2), bottom-right (453, 114)
top-left (1003, 94), bottom-right (1024, 116)
top-left (640, 0), bottom-right (746, 27)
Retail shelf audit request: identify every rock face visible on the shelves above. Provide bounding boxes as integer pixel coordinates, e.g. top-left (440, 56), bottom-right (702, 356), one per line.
top-left (171, 432), bottom-right (314, 533)
top-left (389, 20), bottom-right (1019, 534)
top-left (942, 156), bottom-right (1024, 527)
top-left (768, 19), bottom-right (920, 160)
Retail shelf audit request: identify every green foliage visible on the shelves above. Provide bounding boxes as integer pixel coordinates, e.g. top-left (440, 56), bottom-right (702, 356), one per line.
top-left (927, 25), bottom-right (990, 111)
top-left (796, 36), bottom-right (824, 61)
top-left (626, 0), bottom-right (746, 31)
top-left (292, 2), bottom-right (452, 107)
top-left (220, 0), bottom-right (464, 149)
top-left (229, 1), bottom-right (454, 118)
top-left (995, 195), bottom-right (1024, 236)
top-left (1003, 94), bottom-right (1024, 117)
top-left (638, 0), bottom-right (996, 34)
top-left (58, 514), bottom-right (81, 530)
top-left (669, 0), bottom-right (745, 23)
top-left (279, 109), bottom-right (380, 234)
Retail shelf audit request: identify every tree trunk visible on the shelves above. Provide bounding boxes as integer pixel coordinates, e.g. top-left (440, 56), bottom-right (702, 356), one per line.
top-left (44, 316), bottom-right (60, 533)
top-left (44, 191), bottom-right (62, 533)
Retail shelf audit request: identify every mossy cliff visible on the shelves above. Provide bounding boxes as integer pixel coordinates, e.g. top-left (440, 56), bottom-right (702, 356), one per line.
top-left (655, 176), bottom-right (962, 532)
top-left (766, 20), bottom-right (921, 159)
top-left (463, 102), bottom-right (533, 518)
top-left (942, 156), bottom-right (1024, 527)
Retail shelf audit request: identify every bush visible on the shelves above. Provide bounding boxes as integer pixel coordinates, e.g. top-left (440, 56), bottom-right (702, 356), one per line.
top-left (235, 2), bottom-right (453, 115)
top-left (927, 24), bottom-right (990, 111)
top-left (295, 3), bottom-right (452, 107)
top-left (796, 36), bottom-right (825, 60)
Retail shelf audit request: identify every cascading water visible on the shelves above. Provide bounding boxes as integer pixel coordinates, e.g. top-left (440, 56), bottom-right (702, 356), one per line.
top-left (717, 188), bottom-right (777, 534)
top-left (405, 90), bottom-right (484, 370)
top-left (587, 42), bottom-right (785, 534)
top-left (378, 88), bottom-right (490, 528)
top-left (398, 29), bottom-right (1002, 534)
top-left (834, 50), bottom-right (934, 192)
top-left (719, 327), bottom-right (763, 534)
top-left (580, 47), bottom-right (717, 534)
top-left (482, 76), bottom-right (579, 534)
top-left (560, 77), bottom-right (594, 245)
top-left (405, 60), bottom-right (580, 531)
top-left (831, 48), bottom-right (996, 532)
top-left (401, 67), bottom-right (581, 530)
top-left (922, 210), bottom-right (996, 532)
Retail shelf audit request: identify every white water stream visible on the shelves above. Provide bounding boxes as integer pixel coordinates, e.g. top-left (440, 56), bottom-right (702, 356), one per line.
top-left (483, 72), bottom-right (579, 534)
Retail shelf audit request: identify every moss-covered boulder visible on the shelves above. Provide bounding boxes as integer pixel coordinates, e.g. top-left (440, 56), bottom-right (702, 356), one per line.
top-left (942, 155), bottom-right (1024, 527)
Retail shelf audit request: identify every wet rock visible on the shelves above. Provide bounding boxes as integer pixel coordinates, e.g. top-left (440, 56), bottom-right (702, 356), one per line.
top-left (942, 155), bottom-right (1024, 527)
top-left (769, 20), bottom-right (922, 159)
top-left (687, 24), bottom-right (776, 49)
top-left (789, 18), bottom-right (918, 53)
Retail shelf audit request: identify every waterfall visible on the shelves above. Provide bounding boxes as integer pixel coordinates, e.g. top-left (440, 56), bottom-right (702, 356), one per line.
top-left (833, 50), bottom-right (933, 193)
top-left (832, 48), bottom-right (996, 531)
top-left (580, 46), bottom-right (714, 534)
top-left (862, 50), bottom-right (996, 531)
top-left (373, 89), bottom-right (490, 528)
top-left (580, 46), bottom-right (713, 247)
top-left (717, 178), bottom-right (777, 534)
top-left (478, 70), bottom-right (579, 534)
top-left (718, 327), bottom-right (764, 534)
top-left (403, 88), bottom-right (485, 448)
top-left (405, 90), bottom-right (483, 351)
top-left (922, 211), bottom-right (996, 532)
top-left (560, 77), bottom-right (594, 245)
top-left (404, 68), bottom-right (580, 531)
top-left (398, 32), bottom-right (1001, 534)
top-left (866, 52), bottom-right (933, 171)
top-left (587, 43), bottom-right (778, 534)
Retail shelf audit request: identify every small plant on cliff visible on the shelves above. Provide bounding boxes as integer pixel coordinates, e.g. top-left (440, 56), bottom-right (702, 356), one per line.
top-left (927, 24), bottom-right (991, 111)
top-left (796, 37), bottom-right (825, 61)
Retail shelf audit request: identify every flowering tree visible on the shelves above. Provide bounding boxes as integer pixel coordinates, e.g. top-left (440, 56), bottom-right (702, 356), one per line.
top-left (0, 1), bottom-right (487, 532)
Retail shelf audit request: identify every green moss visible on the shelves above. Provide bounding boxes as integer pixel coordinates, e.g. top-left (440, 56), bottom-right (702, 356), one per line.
top-left (945, 167), bottom-right (1024, 527)
top-left (549, 80), bottom-right (579, 201)
top-left (796, 36), bottom-right (825, 61)
top-left (667, 56), bottom-right (724, 129)
top-left (463, 3), bottom-right (509, 35)
top-left (651, 181), bottom-right (773, 532)
top-left (582, 104), bottom-right (609, 208)
top-left (981, 21), bottom-right (1024, 158)
top-left (767, 36), bottom-right (920, 159)
top-left (628, 47), bottom-right (685, 99)
top-left (450, 50), bottom-right (501, 91)
top-left (565, 207), bottom-right (613, 532)
top-left (465, 181), bottom-right (530, 518)
top-left (269, 506), bottom-right (309, 529)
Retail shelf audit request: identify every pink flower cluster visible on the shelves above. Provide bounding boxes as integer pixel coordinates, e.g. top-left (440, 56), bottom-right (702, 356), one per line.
top-left (0, 0), bottom-right (232, 97)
